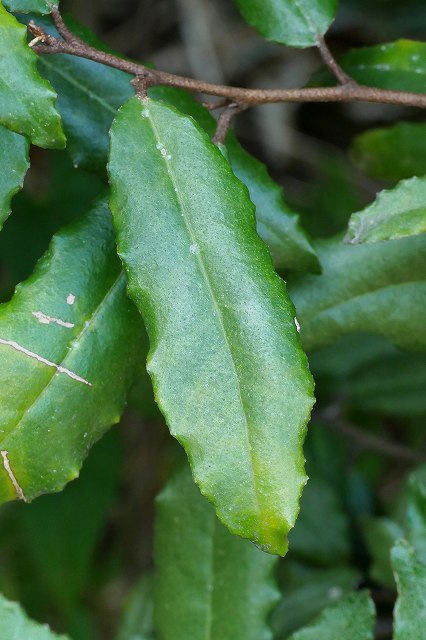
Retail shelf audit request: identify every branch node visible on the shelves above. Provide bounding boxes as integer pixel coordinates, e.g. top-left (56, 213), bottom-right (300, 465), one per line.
top-left (132, 73), bottom-right (154, 100)
top-left (316, 35), bottom-right (355, 87)
top-left (212, 103), bottom-right (245, 145)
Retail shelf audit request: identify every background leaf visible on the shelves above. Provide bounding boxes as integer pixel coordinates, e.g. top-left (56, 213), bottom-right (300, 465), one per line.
top-left (0, 200), bottom-right (145, 504)
top-left (235, 0), bottom-right (338, 48)
top-left (287, 591), bottom-right (376, 640)
top-left (345, 177), bottom-right (426, 244)
top-left (0, 593), bottom-right (70, 639)
top-left (117, 575), bottom-right (154, 640)
top-left (0, 126), bottom-right (29, 230)
top-left (2, 0), bottom-right (57, 13)
top-left (392, 540), bottom-right (426, 640)
top-left (109, 96), bottom-right (315, 555)
top-left (154, 467), bottom-right (279, 640)
top-left (351, 122), bottom-right (426, 182)
top-left (287, 232), bottom-right (426, 353)
top-left (0, 4), bottom-right (64, 148)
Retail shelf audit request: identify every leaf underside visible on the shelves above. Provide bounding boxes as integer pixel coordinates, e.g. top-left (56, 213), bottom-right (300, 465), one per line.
top-left (0, 592), bottom-right (70, 640)
top-left (109, 96), bottom-right (315, 555)
top-left (0, 125), bottom-right (29, 230)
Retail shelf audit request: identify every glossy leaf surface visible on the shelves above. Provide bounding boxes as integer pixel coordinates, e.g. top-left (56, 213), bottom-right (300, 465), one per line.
top-left (109, 97), bottom-right (315, 555)
top-left (2, 0), bottom-right (57, 13)
top-left (0, 593), bottom-right (69, 640)
top-left (0, 201), bottom-right (145, 504)
top-left (351, 122), bottom-right (426, 182)
top-left (235, 0), bottom-right (337, 47)
top-left (345, 177), bottom-right (426, 244)
top-left (287, 592), bottom-right (375, 640)
top-left (0, 4), bottom-right (64, 148)
top-left (154, 467), bottom-right (279, 640)
top-left (35, 31), bottom-right (318, 272)
top-left (0, 126), bottom-right (29, 230)
top-left (392, 540), bottom-right (426, 640)
top-left (288, 233), bottom-right (426, 353)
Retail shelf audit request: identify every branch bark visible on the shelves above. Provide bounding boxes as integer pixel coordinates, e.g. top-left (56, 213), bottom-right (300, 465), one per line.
top-left (28, 13), bottom-right (426, 111)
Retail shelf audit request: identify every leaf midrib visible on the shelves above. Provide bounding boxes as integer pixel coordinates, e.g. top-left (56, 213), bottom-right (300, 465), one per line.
top-left (0, 271), bottom-right (125, 447)
top-left (147, 108), bottom-right (263, 519)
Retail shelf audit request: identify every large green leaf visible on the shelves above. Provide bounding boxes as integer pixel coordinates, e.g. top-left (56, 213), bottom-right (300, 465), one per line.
top-left (351, 122), bottom-right (426, 182)
top-left (235, 0), bottom-right (337, 47)
top-left (287, 592), bottom-right (375, 640)
top-left (35, 29), bottom-right (318, 273)
top-left (287, 232), bottom-right (426, 353)
top-left (3, 0), bottom-right (57, 13)
top-left (0, 4), bottom-right (64, 148)
top-left (109, 96), bottom-right (315, 555)
top-left (0, 593), bottom-right (70, 640)
top-left (345, 177), bottom-right (426, 244)
top-left (154, 467), bottom-right (279, 640)
top-left (312, 39), bottom-right (426, 91)
top-left (392, 540), bottom-right (426, 640)
top-left (0, 126), bottom-right (29, 230)
top-left (0, 200), bottom-right (145, 504)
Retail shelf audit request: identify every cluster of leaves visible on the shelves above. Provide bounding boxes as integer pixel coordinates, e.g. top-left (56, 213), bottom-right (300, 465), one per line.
top-left (0, 0), bottom-right (426, 638)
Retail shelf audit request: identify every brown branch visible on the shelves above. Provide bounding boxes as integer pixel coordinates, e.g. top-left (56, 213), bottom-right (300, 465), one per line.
top-left (212, 103), bottom-right (245, 144)
top-left (316, 35), bottom-right (354, 86)
top-left (28, 14), bottom-right (426, 111)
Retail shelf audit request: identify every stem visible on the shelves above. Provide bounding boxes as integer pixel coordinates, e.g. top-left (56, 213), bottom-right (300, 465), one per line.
top-left (316, 35), bottom-right (354, 86)
top-left (212, 103), bottom-right (245, 144)
top-left (29, 14), bottom-right (426, 111)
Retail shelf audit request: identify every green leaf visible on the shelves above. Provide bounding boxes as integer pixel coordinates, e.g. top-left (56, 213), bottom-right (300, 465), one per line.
top-left (152, 87), bottom-right (320, 273)
top-left (117, 575), bottom-right (154, 640)
top-left (405, 467), bottom-right (426, 563)
top-left (312, 40), bottom-right (426, 91)
top-left (235, 0), bottom-right (338, 48)
top-left (0, 126), bottom-right (29, 230)
top-left (287, 232), bottom-right (426, 353)
top-left (35, 29), bottom-right (318, 273)
top-left (109, 97), bottom-right (315, 555)
top-left (288, 476), bottom-right (350, 565)
top-left (0, 593), bottom-right (70, 639)
top-left (0, 4), bottom-right (64, 148)
top-left (272, 563), bottom-right (360, 639)
top-left (154, 467), bottom-right (279, 640)
top-left (351, 122), bottom-right (426, 182)
top-left (287, 592), bottom-right (376, 640)
top-left (392, 540), bottom-right (426, 640)
top-left (362, 517), bottom-right (403, 588)
top-left (345, 177), bottom-right (426, 244)
top-left (2, 0), bottom-right (57, 14)
top-left (0, 200), bottom-right (145, 504)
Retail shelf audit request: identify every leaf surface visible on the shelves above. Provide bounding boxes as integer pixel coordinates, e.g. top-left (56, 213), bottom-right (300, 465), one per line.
top-left (392, 540), bottom-right (426, 640)
top-left (351, 122), bottom-right (426, 182)
top-left (154, 467), bottom-right (279, 640)
top-left (0, 593), bottom-right (70, 640)
top-left (287, 591), bottom-right (375, 640)
top-left (0, 200), bottom-right (145, 504)
top-left (345, 177), bottom-right (426, 244)
top-left (3, 0), bottom-right (57, 13)
top-left (0, 125), bottom-right (29, 230)
top-left (117, 575), bottom-right (154, 640)
top-left (109, 96), bottom-right (315, 555)
top-left (0, 4), bottom-right (64, 148)
top-left (288, 232), bottom-right (426, 353)
top-left (235, 0), bottom-right (337, 47)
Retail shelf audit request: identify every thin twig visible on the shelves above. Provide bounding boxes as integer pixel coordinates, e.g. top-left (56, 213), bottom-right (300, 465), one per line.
top-left (316, 35), bottom-right (354, 86)
top-left (318, 407), bottom-right (425, 464)
top-left (212, 103), bottom-right (245, 144)
top-left (28, 14), bottom-right (426, 111)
